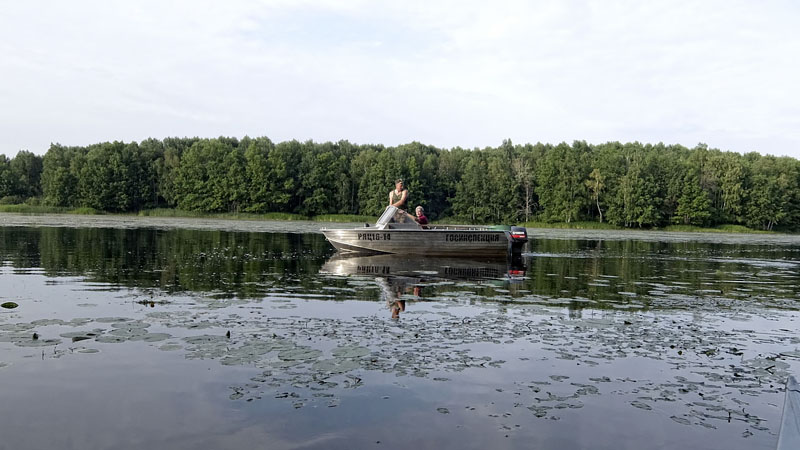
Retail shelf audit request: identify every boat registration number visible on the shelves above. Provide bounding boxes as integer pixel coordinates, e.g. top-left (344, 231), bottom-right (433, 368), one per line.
top-left (357, 233), bottom-right (391, 241)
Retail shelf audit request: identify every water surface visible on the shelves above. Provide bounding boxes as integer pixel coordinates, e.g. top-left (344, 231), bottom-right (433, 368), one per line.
top-left (1, 216), bottom-right (799, 450)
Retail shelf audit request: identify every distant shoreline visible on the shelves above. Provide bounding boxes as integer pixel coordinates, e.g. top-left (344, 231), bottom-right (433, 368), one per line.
top-left (0, 204), bottom-right (784, 235)
top-left (521, 220), bottom-right (777, 234)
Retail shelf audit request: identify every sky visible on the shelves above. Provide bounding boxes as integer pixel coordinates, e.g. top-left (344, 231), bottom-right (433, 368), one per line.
top-left (1, 0), bottom-right (799, 158)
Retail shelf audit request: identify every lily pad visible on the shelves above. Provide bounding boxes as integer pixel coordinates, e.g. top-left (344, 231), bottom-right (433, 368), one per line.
top-left (67, 318), bottom-right (93, 326)
top-left (331, 345), bottom-right (370, 358)
top-left (184, 334), bottom-right (228, 345)
top-left (278, 347), bottom-right (322, 361)
top-left (527, 405), bottom-right (551, 418)
top-left (1, 302), bottom-right (19, 309)
top-left (112, 320), bottom-right (150, 329)
top-left (95, 317), bottom-right (133, 323)
top-left (0, 332), bottom-right (32, 343)
top-left (270, 359), bottom-right (304, 369)
top-left (129, 333), bottom-right (172, 342)
top-left (31, 319), bottom-right (66, 326)
top-left (630, 400), bottom-right (652, 410)
top-left (109, 327), bottom-right (149, 338)
top-left (60, 330), bottom-right (104, 342)
top-left (159, 344), bottom-right (183, 351)
top-left (0, 323), bottom-right (34, 332)
top-left (312, 358), bottom-right (361, 374)
top-left (109, 326), bottom-right (149, 338)
top-left (16, 338), bottom-right (61, 347)
top-left (95, 335), bottom-right (127, 344)
top-left (670, 415), bottom-right (691, 425)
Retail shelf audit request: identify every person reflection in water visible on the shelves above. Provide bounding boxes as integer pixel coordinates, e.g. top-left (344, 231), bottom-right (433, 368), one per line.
top-left (382, 279), bottom-right (423, 319)
top-left (389, 299), bottom-right (406, 319)
top-left (386, 282), bottom-right (406, 319)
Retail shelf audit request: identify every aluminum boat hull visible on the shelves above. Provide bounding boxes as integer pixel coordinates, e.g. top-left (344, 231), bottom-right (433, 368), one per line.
top-left (321, 227), bottom-right (525, 256)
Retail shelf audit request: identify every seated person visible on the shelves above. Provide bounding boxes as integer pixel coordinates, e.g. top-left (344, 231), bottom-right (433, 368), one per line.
top-left (414, 206), bottom-right (429, 228)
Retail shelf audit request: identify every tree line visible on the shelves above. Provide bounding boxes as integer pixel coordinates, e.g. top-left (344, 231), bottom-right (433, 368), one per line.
top-left (1, 137), bottom-right (798, 230)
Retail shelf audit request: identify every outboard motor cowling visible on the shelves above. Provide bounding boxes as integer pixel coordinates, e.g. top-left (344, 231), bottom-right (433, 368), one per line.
top-left (508, 226), bottom-right (528, 254)
top-left (510, 226), bottom-right (528, 242)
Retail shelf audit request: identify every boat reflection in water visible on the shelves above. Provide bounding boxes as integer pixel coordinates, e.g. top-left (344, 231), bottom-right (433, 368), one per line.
top-left (320, 253), bottom-right (527, 318)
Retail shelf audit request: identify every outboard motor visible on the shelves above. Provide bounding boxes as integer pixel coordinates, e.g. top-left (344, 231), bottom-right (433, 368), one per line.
top-left (509, 226), bottom-right (528, 254)
top-left (510, 226), bottom-right (527, 241)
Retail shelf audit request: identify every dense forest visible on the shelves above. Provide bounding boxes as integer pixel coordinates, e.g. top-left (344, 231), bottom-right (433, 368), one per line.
top-left (1, 137), bottom-right (798, 230)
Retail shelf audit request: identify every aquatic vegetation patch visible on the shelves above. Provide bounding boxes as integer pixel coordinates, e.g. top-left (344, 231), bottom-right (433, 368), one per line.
top-left (278, 347), bottom-right (323, 361)
top-left (312, 358), bottom-right (361, 374)
top-left (129, 333), bottom-right (171, 342)
top-left (95, 335), bottom-right (127, 343)
top-left (15, 337), bottom-right (62, 347)
top-left (60, 330), bottom-right (104, 342)
top-left (0, 332), bottom-right (36, 343)
top-left (83, 300), bottom-right (787, 444)
top-left (77, 348), bottom-right (100, 354)
top-left (159, 343), bottom-right (183, 351)
top-left (331, 345), bottom-right (371, 359)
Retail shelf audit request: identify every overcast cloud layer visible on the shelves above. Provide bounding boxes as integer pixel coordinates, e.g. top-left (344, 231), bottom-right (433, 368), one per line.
top-left (1, 0), bottom-right (799, 157)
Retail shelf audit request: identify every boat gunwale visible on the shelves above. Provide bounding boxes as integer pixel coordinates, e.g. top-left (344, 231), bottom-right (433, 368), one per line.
top-left (321, 225), bottom-right (505, 232)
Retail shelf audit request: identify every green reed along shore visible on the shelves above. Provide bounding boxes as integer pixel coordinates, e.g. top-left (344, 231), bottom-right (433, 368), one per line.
top-left (0, 204), bottom-right (102, 215)
top-left (0, 204), bottom-right (375, 223)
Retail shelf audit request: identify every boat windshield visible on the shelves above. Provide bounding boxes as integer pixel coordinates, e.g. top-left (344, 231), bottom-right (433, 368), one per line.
top-left (376, 206), bottom-right (398, 229)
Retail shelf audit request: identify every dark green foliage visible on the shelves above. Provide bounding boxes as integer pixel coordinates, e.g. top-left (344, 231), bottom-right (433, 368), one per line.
top-left (536, 142), bottom-right (588, 223)
top-left (265, 140), bottom-right (301, 213)
top-left (452, 151), bottom-right (491, 222)
top-left (41, 144), bottom-right (80, 207)
top-left (607, 146), bottom-right (664, 227)
top-left (243, 137), bottom-right (274, 213)
top-left (673, 165), bottom-right (711, 226)
top-left (744, 155), bottom-right (799, 231)
top-left (0, 155), bottom-right (13, 199)
top-left (174, 139), bottom-right (229, 212)
top-left (298, 142), bottom-right (338, 216)
top-left (3, 137), bottom-right (800, 230)
top-left (8, 151), bottom-right (43, 198)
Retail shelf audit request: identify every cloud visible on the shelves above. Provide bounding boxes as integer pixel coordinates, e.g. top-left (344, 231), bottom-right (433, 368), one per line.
top-left (0, 0), bottom-right (798, 157)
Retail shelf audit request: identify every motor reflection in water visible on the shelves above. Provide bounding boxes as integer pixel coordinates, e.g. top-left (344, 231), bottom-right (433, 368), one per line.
top-left (320, 253), bottom-right (527, 318)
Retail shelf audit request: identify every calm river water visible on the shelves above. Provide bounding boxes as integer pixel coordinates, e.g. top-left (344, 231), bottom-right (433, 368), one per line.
top-left (1, 214), bottom-right (799, 450)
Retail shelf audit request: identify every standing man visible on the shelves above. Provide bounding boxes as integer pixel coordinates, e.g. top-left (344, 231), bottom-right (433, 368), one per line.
top-left (389, 178), bottom-right (408, 211)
